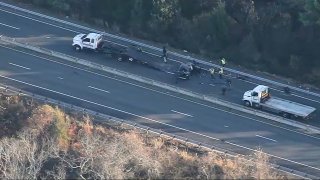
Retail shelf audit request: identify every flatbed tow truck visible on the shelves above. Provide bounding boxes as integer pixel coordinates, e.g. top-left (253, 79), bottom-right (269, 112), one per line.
top-left (243, 85), bottom-right (316, 119)
top-left (72, 32), bottom-right (201, 82)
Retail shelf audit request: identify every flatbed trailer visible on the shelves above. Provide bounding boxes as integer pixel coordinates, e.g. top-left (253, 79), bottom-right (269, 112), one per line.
top-left (261, 96), bottom-right (316, 119)
top-left (101, 43), bottom-right (201, 81)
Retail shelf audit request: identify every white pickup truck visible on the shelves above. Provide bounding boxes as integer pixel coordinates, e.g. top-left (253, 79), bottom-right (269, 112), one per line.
top-left (243, 85), bottom-right (316, 119)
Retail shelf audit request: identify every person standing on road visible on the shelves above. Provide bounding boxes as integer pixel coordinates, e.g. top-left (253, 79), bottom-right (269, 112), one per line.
top-left (162, 46), bottom-right (167, 63)
top-left (209, 67), bottom-right (215, 79)
top-left (221, 85), bottom-right (227, 95)
top-left (218, 67), bottom-right (224, 79)
top-left (226, 78), bottom-right (231, 88)
top-left (220, 58), bottom-right (226, 67)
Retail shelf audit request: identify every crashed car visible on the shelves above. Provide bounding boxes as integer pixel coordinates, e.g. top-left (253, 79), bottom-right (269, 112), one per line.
top-left (176, 62), bottom-right (193, 80)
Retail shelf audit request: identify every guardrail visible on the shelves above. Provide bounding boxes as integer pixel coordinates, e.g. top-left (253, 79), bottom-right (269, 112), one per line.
top-left (1, 35), bottom-right (319, 135)
top-left (0, 83), bottom-right (314, 179)
top-left (0, 1), bottom-right (318, 98)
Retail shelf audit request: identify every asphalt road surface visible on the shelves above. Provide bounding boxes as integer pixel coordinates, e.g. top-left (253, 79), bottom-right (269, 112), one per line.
top-left (1, 45), bottom-right (320, 177)
top-left (1, 2), bottom-right (320, 177)
top-left (0, 3), bottom-right (319, 128)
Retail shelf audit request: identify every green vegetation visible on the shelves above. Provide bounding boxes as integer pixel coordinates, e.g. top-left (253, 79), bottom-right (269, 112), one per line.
top-left (0, 93), bottom-right (288, 179)
top-left (15, 0), bottom-right (320, 86)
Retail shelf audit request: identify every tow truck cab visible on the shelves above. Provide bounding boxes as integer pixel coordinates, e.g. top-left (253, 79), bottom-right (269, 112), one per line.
top-left (243, 85), bottom-right (270, 106)
top-left (72, 33), bottom-right (103, 51)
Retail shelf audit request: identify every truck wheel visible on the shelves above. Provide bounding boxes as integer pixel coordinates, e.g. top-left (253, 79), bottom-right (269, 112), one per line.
top-left (244, 101), bottom-right (251, 107)
top-left (281, 112), bottom-right (291, 119)
top-left (74, 45), bottom-right (81, 51)
top-left (253, 103), bottom-right (261, 109)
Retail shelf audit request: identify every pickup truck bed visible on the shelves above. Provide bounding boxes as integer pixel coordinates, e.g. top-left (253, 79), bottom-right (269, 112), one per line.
top-left (263, 97), bottom-right (316, 118)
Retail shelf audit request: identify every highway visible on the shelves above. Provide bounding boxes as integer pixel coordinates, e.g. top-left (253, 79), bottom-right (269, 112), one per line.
top-left (1, 44), bottom-right (320, 177)
top-left (1, 1), bottom-right (320, 177)
top-left (0, 4), bottom-right (319, 127)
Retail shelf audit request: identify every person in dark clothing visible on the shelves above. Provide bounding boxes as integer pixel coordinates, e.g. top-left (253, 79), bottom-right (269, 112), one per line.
top-left (162, 46), bottom-right (167, 63)
top-left (226, 78), bottom-right (231, 88)
top-left (221, 85), bottom-right (227, 95)
top-left (218, 68), bottom-right (223, 79)
top-left (283, 86), bottom-right (291, 94)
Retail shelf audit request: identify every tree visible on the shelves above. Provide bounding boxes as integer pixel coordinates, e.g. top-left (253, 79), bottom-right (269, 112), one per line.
top-left (129, 0), bottom-right (153, 35)
top-left (225, 0), bottom-right (258, 28)
top-left (179, 0), bottom-right (220, 20)
top-left (148, 0), bottom-right (181, 36)
top-left (193, 2), bottom-right (231, 52)
top-left (299, 0), bottom-right (320, 26)
top-left (0, 130), bottom-right (55, 179)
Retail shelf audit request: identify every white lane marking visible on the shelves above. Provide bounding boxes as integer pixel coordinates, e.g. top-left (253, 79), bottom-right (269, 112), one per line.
top-left (104, 40), bottom-right (127, 47)
top-left (88, 85), bottom-right (110, 93)
top-left (0, 22), bottom-right (19, 29)
top-left (2, 45), bottom-right (320, 141)
top-left (171, 110), bottom-right (193, 117)
top-left (9, 62), bottom-right (30, 70)
top-left (240, 79), bottom-right (283, 92)
top-left (166, 72), bottom-right (175, 75)
top-left (224, 125), bottom-right (229, 128)
top-left (292, 94), bottom-right (320, 104)
top-left (0, 9), bottom-right (80, 33)
top-left (57, 77), bottom-right (64, 80)
top-left (256, 134), bottom-right (277, 142)
top-left (209, 84), bottom-right (215, 87)
top-left (2, 74), bottom-right (320, 173)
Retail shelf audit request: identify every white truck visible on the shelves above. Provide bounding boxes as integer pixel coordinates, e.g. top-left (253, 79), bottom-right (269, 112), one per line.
top-left (243, 85), bottom-right (316, 119)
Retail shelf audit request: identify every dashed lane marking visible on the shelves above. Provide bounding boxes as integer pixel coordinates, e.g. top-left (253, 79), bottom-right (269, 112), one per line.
top-left (0, 22), bottom-right (19, 29)
top-left (171, 110), bottom-right (193, 117)
top-left (88, 85), bottom-right (110, 93)
top-left (9, 62), bottom-right (30, 70)
top-left (256, 134), bottom-right (277, 142)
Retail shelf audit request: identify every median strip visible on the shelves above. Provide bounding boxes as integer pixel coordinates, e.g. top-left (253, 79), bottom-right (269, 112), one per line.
top-left (1, 35), bottom-right (319, 134)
